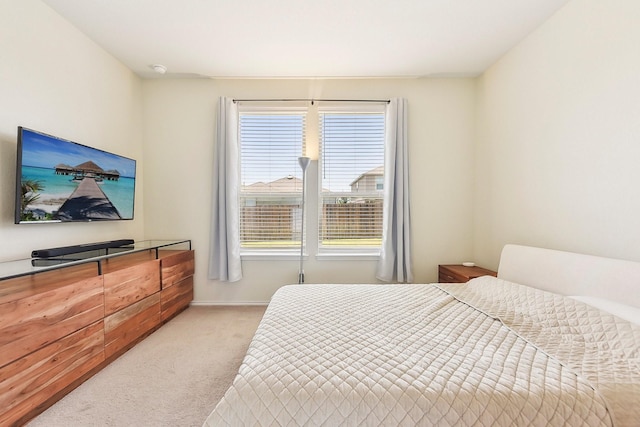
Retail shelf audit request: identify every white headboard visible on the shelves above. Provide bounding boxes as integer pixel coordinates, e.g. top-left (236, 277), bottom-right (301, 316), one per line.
top-left (498, 244), bottom-right (640, 308)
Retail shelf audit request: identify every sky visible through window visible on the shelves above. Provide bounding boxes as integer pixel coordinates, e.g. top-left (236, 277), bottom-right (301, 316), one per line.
top-left (321, 113), bottom-right (385, 193)
top-left (240, 114), bottom-right (305, 188)
top-left (240, 112), bottom-right (385, 193)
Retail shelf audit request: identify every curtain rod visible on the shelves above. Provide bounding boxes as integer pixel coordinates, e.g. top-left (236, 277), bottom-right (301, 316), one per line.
top-left (233, 98), bottom-right (390, 104)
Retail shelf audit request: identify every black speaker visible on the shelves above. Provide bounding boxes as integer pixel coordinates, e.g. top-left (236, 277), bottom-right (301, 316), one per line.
top-left (31, 239), bottom-right (135, 258)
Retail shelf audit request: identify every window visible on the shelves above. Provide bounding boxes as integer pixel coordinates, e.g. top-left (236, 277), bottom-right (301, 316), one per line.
top-left (318, 109), bottom-right (385, 251)
top-left (238, 110), bottom-right (306, 250)
top-left (375, 176), bottom-right (384, 190)
top-left (238, 103), bottom-right (386, 256)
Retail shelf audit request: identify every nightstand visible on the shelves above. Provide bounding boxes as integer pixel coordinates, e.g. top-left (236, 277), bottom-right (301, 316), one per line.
top-left (438, 264), bottom-right (497, 283)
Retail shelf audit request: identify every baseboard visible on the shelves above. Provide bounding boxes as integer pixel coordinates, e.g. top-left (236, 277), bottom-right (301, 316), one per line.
top-left (189, 301), bottom-right (269, 307)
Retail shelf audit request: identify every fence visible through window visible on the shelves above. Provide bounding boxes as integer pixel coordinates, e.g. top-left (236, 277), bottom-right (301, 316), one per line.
top-left (240, 197), bottom-right (383, 248)
top-left (320, 199), bottom-right (383, 246)
top-left (240, 198), bottom-right (301, 248)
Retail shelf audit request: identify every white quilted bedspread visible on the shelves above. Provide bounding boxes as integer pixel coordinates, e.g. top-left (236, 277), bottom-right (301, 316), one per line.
top-left (205, 278), bottom-right (640, 426)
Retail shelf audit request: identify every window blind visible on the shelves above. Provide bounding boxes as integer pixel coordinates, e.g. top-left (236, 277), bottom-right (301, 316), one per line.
top-left (239, 111), bottom-right (306, 249)
top-left (318, 111), bottom-right (385, 249)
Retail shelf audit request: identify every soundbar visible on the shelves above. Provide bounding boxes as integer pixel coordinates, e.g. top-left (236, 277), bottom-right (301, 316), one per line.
top-left (31, 239), bottom-right (135, 258)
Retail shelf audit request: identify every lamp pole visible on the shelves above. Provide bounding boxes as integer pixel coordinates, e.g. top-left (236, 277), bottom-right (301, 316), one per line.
top-left (298, 157), bottom-right (310, 284)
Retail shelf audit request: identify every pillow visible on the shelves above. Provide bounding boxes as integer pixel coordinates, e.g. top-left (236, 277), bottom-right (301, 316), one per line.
top-left (569, 296), bottom-right (640, 325)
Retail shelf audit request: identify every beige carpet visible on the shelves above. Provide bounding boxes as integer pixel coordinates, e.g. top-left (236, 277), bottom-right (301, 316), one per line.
top-left (27, 305), bottom-right (266, 427)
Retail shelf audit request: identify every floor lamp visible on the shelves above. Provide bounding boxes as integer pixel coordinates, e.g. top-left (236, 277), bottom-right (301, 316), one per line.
top-left (298, 156), bottom-right (310, 284)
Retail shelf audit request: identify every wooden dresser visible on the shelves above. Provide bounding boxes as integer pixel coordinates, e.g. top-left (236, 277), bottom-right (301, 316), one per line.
top-left (0, 240), bottom-right (194, 426)
top-left (438, 264), bottom-right (497, 283)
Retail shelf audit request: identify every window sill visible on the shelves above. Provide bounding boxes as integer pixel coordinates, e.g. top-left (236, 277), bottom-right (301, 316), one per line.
top-left (241, 251), bottom-right (307, 261)
top-left (316, 251), bottom-right (380, 261)
top-left (240, 251), bottom-right (380, 261)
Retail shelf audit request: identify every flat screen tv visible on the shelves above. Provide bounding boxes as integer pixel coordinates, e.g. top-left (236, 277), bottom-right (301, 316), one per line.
top-left (15, 127), bottom-right (136, 223)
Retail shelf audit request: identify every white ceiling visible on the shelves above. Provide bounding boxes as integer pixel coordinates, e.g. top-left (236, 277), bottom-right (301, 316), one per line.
top-left (42, 0), bottom-right (570, 79)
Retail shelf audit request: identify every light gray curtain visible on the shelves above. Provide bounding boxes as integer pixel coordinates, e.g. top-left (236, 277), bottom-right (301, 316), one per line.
top-left (376, 98), bottom-right (413, 283)
top-left (208, 97), bottom-right (242, 282)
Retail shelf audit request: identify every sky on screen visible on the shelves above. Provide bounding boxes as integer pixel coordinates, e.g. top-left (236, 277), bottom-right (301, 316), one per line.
top-left (21, 129), bottom-right (136, 178)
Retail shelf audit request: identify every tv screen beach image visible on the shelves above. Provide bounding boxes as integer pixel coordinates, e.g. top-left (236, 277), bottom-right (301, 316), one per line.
top-left (17, 128), bottom-right (136, 222)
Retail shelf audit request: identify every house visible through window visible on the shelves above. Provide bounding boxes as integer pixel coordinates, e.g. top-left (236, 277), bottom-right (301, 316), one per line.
top-left (238, 104), bottom-right (385, 254)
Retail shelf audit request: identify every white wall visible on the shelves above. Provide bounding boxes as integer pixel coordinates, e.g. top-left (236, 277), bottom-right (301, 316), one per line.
top-left (142, 78), bottom-right (477, 303)
top-left (474, 0), bottom-right (640, 269)
top-left (0, 0), bottom-right (144, 261)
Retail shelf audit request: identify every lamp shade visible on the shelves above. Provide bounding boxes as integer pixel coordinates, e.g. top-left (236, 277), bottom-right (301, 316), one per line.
top-left (298, 156), bottom-right (310, 172)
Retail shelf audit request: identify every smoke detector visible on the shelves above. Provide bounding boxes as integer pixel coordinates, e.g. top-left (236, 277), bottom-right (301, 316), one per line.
top-left (150, 64), bottom-right (167, 74)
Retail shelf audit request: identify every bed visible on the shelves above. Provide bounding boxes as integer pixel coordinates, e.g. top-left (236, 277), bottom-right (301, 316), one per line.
top-left (204, 245), bottom-right (640, 426)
